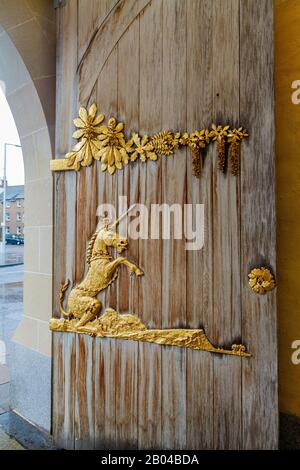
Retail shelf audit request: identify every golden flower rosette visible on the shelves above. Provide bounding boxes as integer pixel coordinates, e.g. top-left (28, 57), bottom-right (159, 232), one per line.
top-left (248, 267), bottom-right (276, 294)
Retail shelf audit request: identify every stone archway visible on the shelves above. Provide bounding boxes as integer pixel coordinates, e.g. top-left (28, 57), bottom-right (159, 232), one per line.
top-left (0, 0), bottom-right (55, 431)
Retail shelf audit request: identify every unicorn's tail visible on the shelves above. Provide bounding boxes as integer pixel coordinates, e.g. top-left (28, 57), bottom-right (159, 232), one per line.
top-left (59, 280), bottom-right (70, 317)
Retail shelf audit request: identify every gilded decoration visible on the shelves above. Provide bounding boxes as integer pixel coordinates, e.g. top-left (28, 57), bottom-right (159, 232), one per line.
top-left (248, 267), bottom-right (276, 294)
top-left (49, 214), bottom-right (251, 358)
top-left (50, 104), bottom-right (249, 177)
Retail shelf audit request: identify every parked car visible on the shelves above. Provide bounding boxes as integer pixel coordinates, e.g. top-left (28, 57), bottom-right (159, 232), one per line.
top-left (5, 234), bottom-right (24, 245)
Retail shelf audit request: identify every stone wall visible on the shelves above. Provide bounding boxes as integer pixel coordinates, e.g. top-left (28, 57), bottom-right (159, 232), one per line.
top-left (0, 0), bottom-right (55, 431)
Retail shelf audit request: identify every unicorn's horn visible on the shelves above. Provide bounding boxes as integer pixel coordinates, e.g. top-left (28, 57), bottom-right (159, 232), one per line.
top-left (109, 204), bottom-right (136, 228)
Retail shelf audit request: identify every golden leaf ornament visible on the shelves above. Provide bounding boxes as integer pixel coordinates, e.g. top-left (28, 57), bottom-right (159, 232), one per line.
top-left (97, 117), bottom-right (133, 174)
top-left (51, 103), bottom-right (249, 177)
top-left (65, 104), bottom-right (104, 169)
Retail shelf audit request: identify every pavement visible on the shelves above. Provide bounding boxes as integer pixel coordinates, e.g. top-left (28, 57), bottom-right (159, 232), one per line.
top-left (0, 265), bottom-right (24, 284)
top-left (0, 258), bottom-right (51, 450)
top-left (0, 427), bottom-right (24, 450)
top-left (0, 265), bottom-right (24, 346)
top-left (0, 263), bottom-right (24, 439)
top-left (0, 245), bottom-right (24, 267)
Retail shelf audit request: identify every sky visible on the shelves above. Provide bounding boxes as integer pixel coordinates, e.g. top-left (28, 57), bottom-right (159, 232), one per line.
top-left (0, 83), bottom-right (24, 186)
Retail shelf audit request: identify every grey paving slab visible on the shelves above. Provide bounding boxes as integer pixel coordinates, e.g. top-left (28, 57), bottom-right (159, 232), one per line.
top-left (0, 427), bottom-right (24, 450)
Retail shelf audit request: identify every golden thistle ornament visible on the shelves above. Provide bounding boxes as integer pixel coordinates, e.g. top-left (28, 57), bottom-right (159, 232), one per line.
top-left (191, 148), bottom-right (202, 178)
top-left (210, 124), bottom-right (229, 172)
top-left (217, 139), bottom-right (226, 172)
top-left (229, 140), bottom-right (239, 175)
top-left (150, 130), bottom-right (180, 156)
top-left (227, 127), bottom-right (249, 176)
top-left (180, 129), bottom-right (210, 177)
top-left (248, 267), bottom-right (276, 294)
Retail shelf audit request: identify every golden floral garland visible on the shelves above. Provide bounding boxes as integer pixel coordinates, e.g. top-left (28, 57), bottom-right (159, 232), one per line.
top-left (50, 103), bottom-right (248, 176)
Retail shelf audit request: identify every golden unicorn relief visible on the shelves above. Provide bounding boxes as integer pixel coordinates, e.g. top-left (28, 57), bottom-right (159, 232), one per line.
top-left (49, 211), bottom-right (251, 358)
top-left (58, 219), bottom-right (143, 328)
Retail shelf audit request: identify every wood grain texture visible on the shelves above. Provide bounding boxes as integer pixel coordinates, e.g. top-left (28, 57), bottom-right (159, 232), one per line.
top-left (161, 0), bottom-right (187, 450)
top-left (115, 340), bottom-right (138, 449)
top-left (96, 47), bottom-right (118, 310)
top-left (53, 0), bottom-right (78, 314)
top-left (138, 0), bottom-right (163, 329)
top-left (52, 333), bottom-right (76, 449)
top-left (95, 338), bottom-right (117, 449)
top-left (117, 17), bottom-right (140, 314)
top-left (138, 0), bottom-right (163, 449)
top-left (52, 0), bottom-right (78, 448)
top-left (52, 0), bottom-right (277, 450)
top-left (115, 18), bottom-right (140, 450)
top-left (240, 0), bottom-right (278, 449)
top-left (78, 0), bottom-right (120, 64)
top-left (186, 0), bottom-right (214, 450)
top-left (79, 0), bottom-right (151, 104)
top-left (212, 0), bottom-right (242, 450)
top-left (75, 335), bottom-right (95, 449)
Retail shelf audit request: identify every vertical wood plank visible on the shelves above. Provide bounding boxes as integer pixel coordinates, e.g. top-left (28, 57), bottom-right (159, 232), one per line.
top-left (137, 343), bottom-right (162, 449)
top-left (75, 335), bottom-right (95, 449)
top-left (73, 7), bottom-right (99, 450)
top-left (114, 21), bottom-right (140, 448)
top-left (117, 17), bottom-right (140, 314)
top-left (138, 0), bottom-right (163, 449)
top-left (138, 0), bottom-right (163, 329)
top-left (115, 340), bottom-right (138, 449)
top-left (186, 0), bottom-right (214, 450)
top-left (95, 339), bottom-right (117, 449)
top-left (94, 48), bottom-right (119, 449)
top-left (52, 333), bottom-right (76, 449)
top-left (54, 0), bottom-right (78, 314)
top-left (75, 91), bottom-right (98, 285)
top-left (96, 47), bottom-right (118, 309)
top-left (161, 0), bottom-right (187, 449)
top-left (211, 0), bottom-right (242, 450)
top-left (74, 142), bottom-right (98, 284)
top-left (53, 0), bottom-right (78, 448)
top-left (240, 0), bottom-right (278, 450)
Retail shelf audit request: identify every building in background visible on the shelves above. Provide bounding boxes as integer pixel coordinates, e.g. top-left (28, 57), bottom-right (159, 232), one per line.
top-left (0, 181), bottom-right (24, 237)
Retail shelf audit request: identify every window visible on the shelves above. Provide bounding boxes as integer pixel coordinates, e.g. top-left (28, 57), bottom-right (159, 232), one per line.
top-left (17, 227), bottom-right (21, 235)
top-left (5, 212), bottom-right (10, 222)
top-left (6, 202), bottom-right (10, 208)
top-left (17, 212), bottom-right (22, 221)
top-left (5, 227), bottom-right (9, 234)
top-left (17, 199), bottom-right (22, 208)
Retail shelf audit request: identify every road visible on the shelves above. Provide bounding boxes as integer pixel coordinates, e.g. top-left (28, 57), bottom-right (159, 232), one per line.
top-left (0, 264), bottom-right (24, 364)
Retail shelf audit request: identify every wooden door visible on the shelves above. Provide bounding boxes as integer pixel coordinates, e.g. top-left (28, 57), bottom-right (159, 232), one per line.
top-left (52, 0), bottom-right (277, 449)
